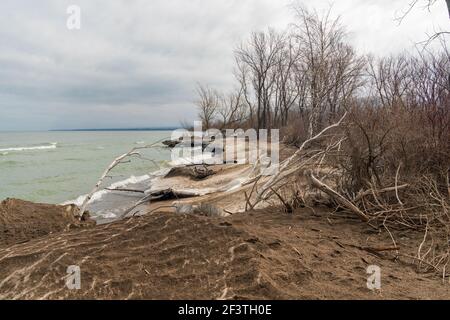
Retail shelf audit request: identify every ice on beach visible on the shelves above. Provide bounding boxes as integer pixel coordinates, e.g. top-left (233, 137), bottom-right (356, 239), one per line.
top-left (169, 149), bottom-right (221, 166)
top-left (63, 174), bottom-right (153, 207)
top-left (98, 212), bottom-right (117, 219)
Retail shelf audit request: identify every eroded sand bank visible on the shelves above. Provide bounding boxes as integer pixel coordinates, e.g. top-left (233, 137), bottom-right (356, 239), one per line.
top-left (1, 143), bottom-right (449, 299)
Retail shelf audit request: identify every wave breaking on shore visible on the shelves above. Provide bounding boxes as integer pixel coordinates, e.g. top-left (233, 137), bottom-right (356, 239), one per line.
top-left (0, 142), bottom-right (57, 153)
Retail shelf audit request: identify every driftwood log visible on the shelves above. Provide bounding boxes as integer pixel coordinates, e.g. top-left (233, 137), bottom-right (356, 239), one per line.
top-left (121, 187), bottom-right (203, 218)
top-left (78, 138), bottom-right (168, 219)
top-left (162, 140), bottom-right (181, 148)
top-left (247, 112), bottom-right (348, 210)
top-left (165, 165), bottom-right (214, 180)
top-left (305, 170), bottom-right (369, 223)
top-left (162, 139), bottom-right (212, 151)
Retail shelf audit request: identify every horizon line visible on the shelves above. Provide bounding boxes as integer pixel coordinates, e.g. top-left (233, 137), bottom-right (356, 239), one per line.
top-left (49, 127), bottom-right (181, 132)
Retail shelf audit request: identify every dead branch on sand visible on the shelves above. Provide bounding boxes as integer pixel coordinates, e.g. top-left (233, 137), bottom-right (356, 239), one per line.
top-left (79, 138), bottom-right (168, 219)
top-left (245, 113), bottom-right (348, 210)
top-left (305, 170), bottom-right (369, 222)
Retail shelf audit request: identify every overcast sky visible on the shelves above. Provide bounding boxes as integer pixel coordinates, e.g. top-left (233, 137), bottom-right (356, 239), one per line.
top-left (0, 0), bottom-right (448, 131)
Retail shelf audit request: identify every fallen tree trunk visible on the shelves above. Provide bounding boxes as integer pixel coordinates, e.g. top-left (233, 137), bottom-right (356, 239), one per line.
top-left (79, 150), bottom-right (140, 218)
top-left (78, 138), bottom-right (168, 219)
top-left (105, 188), bottom-right (145, 193)
top-left (305, 170), bottom-right (369, 223)
top-left (353, 184), bottom-right (409, 203)
top-left (165, 165), bottom-right (214, 180)
top-left (251, 113), bottom-right (348, 207)
top-left (162, 139), bottom-right (181, 148)
top-left (121, 187), bottom-right (205, 218)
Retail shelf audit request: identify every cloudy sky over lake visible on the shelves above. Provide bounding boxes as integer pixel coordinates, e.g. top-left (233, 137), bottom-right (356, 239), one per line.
top-left (0, 0), bottom-right (448, 130)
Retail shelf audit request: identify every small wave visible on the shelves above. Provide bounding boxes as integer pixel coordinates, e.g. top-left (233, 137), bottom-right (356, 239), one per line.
top-left (62, 174), bottom-right (152, 207)
top-left (0, 143), bottom-right (57, 153)
top-left (135, 141), bottom-right (145, 145)
top-left (1, 152), bottom-right (8, 156)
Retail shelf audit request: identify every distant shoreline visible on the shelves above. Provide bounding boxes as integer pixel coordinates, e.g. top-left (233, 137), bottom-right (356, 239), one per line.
top-left (50, 127), bottom-right (180, 132)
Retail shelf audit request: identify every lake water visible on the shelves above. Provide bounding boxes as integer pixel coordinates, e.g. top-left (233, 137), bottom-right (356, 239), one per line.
top-left (0, 131), bottom-right (174, 205)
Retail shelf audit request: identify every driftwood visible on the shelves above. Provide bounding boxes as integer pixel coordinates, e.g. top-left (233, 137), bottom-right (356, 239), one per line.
top-left (105, 188), bottom-right (145, 193)
top-left (144, 188), bottom-right (201, 200)
top-left (246, 113), bottom-right (348, 210)
top-left (78, 139), bottom-right (167, 219)
top-left (353, 184), bottom-right (409, 203)
top-left (121, 188), bottom-right (203, 218)
top-left (305, 170), bottom-right (369, 223)
top-left (162, 139), bottom-right (181, 148)
top-left (162, 138), bottom-right (217, 152)
top-left (259, 113), bottom-right (347, 199)
top-left (79, 150), bottom-right (140, 218)
top-left (165, 165), bottom-right (214, 180)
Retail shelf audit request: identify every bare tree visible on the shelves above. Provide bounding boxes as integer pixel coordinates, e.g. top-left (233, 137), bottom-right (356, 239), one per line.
top-left (291, 6), bottom-right (366, 136)
top-left (273, 36), bottom-right (301, 126)
top-left (216, 87), bottom-right (247, 128)
top-left (235, 29), bottom-right (285, 131)
top-left (397, 0), bottom-right (450, 21)
top-left (195, 84), bottom-right (220, 129)
top-left (234, 60), bottom-right (256, 127)
top-left (368, 55), bottom-right (411, 107)
top-left (396, 0), bottom-right (450, 45)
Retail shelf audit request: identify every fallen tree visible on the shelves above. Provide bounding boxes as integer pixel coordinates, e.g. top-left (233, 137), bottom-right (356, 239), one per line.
top-left (78, 138), bottom-right (168, 219)
top-left (165, 165), bottom-right (214, 180)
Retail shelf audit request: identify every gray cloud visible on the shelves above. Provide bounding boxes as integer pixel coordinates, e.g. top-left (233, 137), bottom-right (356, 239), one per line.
top-left (0, 0), bottom-right (447, 130)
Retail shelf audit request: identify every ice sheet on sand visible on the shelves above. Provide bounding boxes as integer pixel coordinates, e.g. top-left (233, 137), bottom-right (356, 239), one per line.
top-left (63, 167), bottom-right (173, 222)
top-left (223, 177), bottom-right (249, 192)
top-left (98, 212), bottom-right (117, 219)
top-left (169, 149), bottom-right (219, 166)
top-left (63, 174), bottom-right (152, 207)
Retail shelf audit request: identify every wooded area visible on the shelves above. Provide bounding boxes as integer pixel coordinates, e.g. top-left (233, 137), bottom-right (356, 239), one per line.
top-left (196, 4), bottom-right (450, 277)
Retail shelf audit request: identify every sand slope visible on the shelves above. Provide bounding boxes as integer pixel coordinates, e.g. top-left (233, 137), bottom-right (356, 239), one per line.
top-left (0, 199), bottom-right (93, 247)
top-left (0, 205), bottom-right (449, 299)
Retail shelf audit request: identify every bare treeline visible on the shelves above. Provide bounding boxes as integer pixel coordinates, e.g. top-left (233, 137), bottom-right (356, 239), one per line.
top-left (196, 7), bottom-right (449, 140)
top-left (196, 7), bottom-right (369, 134)
top-left (195, 6), bottom-right (450, 273)
top-left (195, 5), bottom-right (450, 203)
